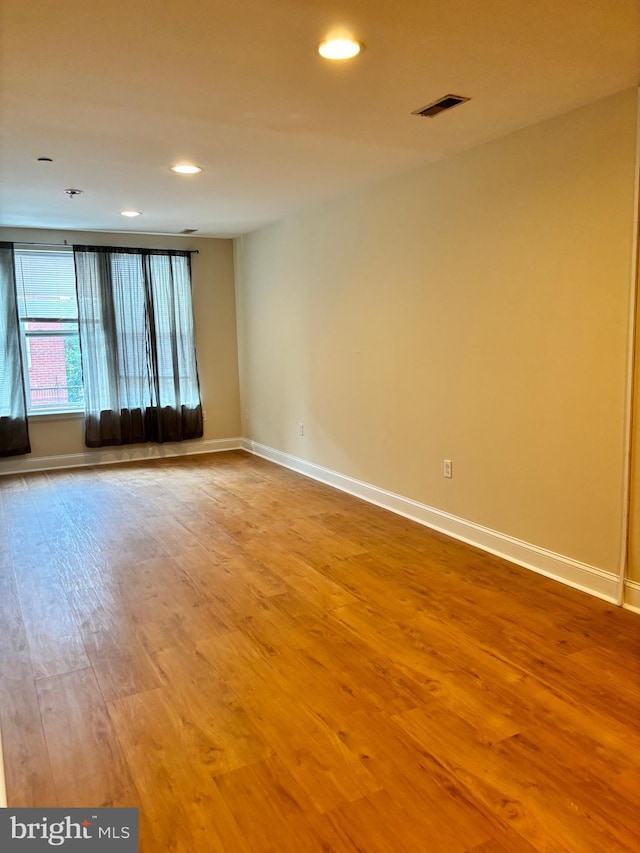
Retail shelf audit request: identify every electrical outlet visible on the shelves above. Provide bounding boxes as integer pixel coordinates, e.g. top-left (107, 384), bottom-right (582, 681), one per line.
top-left (443, 459), bottom-right (452, 478)
top-left (298, 422), bottom-right (304, 436)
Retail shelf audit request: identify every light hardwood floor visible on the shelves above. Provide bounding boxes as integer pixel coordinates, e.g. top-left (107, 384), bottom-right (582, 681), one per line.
top-left (1, 451), bottom-right (639, 851)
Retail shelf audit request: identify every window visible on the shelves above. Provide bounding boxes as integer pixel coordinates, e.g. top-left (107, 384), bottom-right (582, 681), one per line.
top-left (73, 246), bottom-right (202, 447)
top-left (14, 246), bottom-right (84, 414)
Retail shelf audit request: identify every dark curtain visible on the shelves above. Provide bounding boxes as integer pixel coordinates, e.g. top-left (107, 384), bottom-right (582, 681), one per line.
top-left (0, 242), bottom-right (31, 457)
top-left (73, 245), bottom-right (203, 448)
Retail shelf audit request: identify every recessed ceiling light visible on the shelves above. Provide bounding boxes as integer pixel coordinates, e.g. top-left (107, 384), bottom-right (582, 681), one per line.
top-left (316, 38), bottom-right (364, 61)
top-left (171, 164), bottom-right (202, 174)
top-left (121, 210), bottom-right (141, 217)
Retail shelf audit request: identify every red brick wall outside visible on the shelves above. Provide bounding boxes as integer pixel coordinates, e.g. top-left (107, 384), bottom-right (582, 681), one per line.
top-left (26, 322), bottom-right (69, 409)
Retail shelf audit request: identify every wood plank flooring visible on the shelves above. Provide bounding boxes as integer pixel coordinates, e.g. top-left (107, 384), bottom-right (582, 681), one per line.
top-left (0, 451), bottom-right (639, 851)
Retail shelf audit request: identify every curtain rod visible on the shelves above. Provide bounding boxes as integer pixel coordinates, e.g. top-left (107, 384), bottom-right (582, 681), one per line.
top-left (15, 240), bottom-right (199, 253)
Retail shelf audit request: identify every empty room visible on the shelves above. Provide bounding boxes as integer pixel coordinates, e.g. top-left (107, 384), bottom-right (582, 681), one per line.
top-left (1, 1), bottom-right (640, 851)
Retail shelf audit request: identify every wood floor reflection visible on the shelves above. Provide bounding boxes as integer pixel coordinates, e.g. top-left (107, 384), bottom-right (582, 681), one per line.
top-left (1, 451), bottom-right (639, 851)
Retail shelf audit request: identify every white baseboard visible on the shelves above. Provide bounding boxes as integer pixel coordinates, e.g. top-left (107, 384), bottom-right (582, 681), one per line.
top-left (0, 437), bottom-right (243, 477)
top-left (0, 435), bottom-right (630, 608)
top-left (243, 439), bottom-right (621, 605)
top-left (623, 579), bottom-right (640, 613)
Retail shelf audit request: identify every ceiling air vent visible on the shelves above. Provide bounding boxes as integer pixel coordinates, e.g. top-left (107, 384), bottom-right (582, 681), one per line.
top-left (180, 228), bottom-right (199, 234)
top-left (412, 94), bottom-right (470, 118)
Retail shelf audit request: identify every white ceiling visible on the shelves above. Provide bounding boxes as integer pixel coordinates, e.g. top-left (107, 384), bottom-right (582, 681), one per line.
top-left (1, 0), bottom-right (639, 238)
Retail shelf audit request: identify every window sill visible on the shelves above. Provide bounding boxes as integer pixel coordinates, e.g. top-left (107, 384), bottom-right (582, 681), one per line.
top-left (28, 411), bottom-right (85, 422)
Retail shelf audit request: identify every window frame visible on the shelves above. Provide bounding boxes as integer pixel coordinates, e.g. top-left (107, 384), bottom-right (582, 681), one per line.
top-left (14, 246), bottom-right (85, 416)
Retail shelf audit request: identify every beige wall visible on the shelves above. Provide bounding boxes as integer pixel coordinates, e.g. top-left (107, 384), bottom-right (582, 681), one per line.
top-left (0, 227), bottom-right (241, 463)
top-left (235, 89), bottom-right (638, 576)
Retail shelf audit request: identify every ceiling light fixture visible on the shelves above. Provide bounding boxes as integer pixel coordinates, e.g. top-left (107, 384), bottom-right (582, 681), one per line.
top-left (121, 210), bottom-right (141, 217)
top-left (64, 188), bottom-right (83, 198)
top-left (316, 38), bottom-right (363, 61)
top-left (171, 164), bottom-right (202, 174)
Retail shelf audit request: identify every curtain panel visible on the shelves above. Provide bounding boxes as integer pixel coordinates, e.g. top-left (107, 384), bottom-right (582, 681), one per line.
top-left (73, 246), bottom-right (203, 448)
top-left (0, 242), bottom-right (31, 457)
